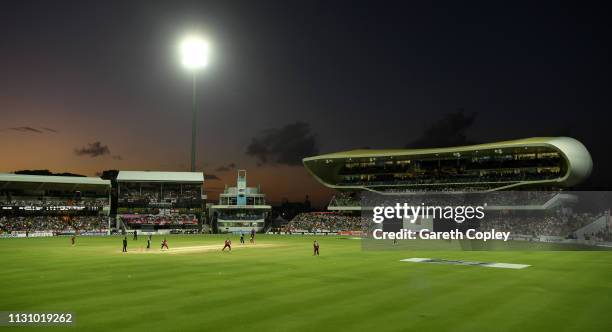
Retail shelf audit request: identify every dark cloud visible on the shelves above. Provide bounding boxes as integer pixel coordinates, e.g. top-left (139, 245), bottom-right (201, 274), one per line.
top-left (74, 141), bottom-right (111, 157)
top-left (15, 169), bottom-right (85, 177)
top-left (406, 109), bottom-right (478, 148)
top-left (246, 121), bottom-right (319, 166)
top-left (215, 163), bottom-right (236, 172)
top-left (9, 126), bottom-right (43, 134)
top-left (204, 173), bottom-right (220, 180)
top-left (5, 126), bottom-right (58, 134)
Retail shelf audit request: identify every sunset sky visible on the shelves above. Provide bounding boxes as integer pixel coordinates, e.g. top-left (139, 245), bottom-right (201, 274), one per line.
top-left (1, 1), bottom-right (610, 207)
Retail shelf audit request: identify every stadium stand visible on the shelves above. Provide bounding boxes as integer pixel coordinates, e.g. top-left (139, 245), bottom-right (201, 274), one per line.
top-left (0, 173), bottom-right (111, 237)
top-left (116, 171), bottom-right (204, 233)
top-left (299, 137), bottom-right (612, 244)
top-left (303, 137), bottom-right (592, 192)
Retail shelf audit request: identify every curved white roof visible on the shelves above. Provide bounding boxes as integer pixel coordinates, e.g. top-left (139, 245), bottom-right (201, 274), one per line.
top-left (117, 171), bottom-right (204, 183)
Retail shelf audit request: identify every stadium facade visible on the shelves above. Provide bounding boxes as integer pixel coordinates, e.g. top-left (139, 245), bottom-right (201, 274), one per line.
top-left (303, 137), bottom-right (592, 193)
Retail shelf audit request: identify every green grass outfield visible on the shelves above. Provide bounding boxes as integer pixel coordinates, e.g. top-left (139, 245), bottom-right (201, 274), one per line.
top-left (1, 235), bottom-right (611, 332)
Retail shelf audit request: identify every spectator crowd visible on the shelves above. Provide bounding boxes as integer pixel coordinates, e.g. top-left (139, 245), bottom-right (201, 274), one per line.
top-left (0, 215), bottom-right (108, 233)
top-left (1, 198), bottom-right (107, 209)
top-left (119, 214), bottom-right (198, 226)
top-left (286, 213), bottom-right (368, 233)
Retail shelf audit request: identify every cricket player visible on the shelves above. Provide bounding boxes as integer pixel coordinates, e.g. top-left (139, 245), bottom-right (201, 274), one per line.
top-left (313, 240), bottom-right (320, 256)
top-left (122, 237), bottom-right (128, 253)
top-left (240, 232), bottom-right (245, 244)
top-left (222, 238), bottom-right (232, 251)
top-left (161, 238), bottom-right (169, 250)
top-left (71, 235), bottom-right (76, 246)
top-left (250, 228), bottom-right (255, 244)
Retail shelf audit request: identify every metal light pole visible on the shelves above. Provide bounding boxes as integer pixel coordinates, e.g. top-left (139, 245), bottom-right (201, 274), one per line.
top-left (191, 72), bottom-right (197, 172)
top-left (180, 35), bottom-right (209, 172)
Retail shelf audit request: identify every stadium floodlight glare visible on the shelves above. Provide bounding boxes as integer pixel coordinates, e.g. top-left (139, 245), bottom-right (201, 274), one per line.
top-left (180, 36), bottom-right (209, 70)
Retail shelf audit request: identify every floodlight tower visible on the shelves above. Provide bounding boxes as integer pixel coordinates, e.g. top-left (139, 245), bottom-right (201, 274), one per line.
top-left (179, 35), bottom-right (209, 172)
